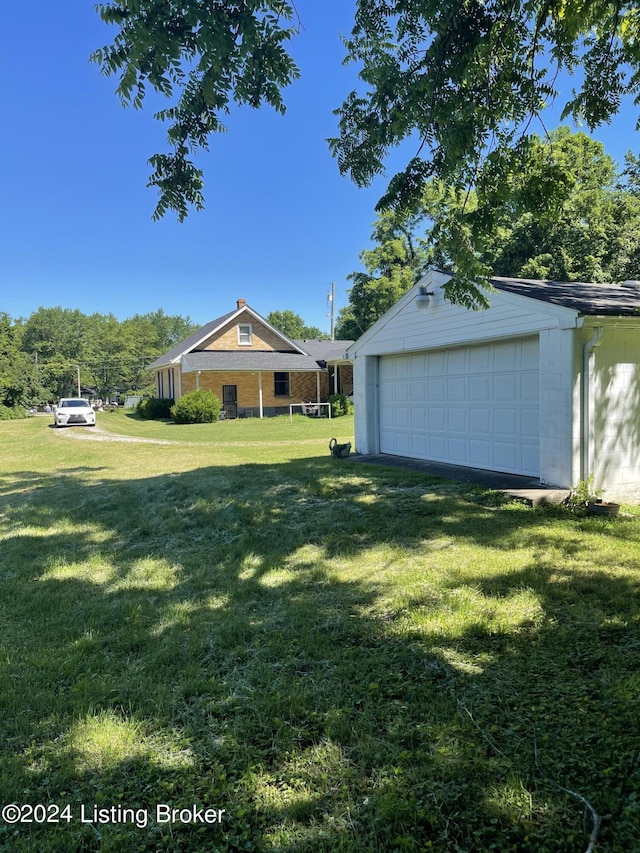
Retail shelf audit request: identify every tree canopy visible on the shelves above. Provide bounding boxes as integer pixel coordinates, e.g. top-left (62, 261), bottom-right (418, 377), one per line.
top-left (335, 206), bottom-right (432, 339)
top-left (267, 310), bottom-right (328, 340)
top-left (94, 1), bottom-right (640, 304)
top-left (12, 307), bottom-right (196, 405)
top-left (338, 128), bottom-right (640, 338)
top-left (0, 313), bottom-right (43, 410)
top-left (92, 1), bottom-right (300, 222)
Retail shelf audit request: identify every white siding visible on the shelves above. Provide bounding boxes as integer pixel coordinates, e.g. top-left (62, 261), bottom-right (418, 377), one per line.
top-left (589, 327), bottom-right (640, 498)
top-left (351, 271), bottom-right (578, 359)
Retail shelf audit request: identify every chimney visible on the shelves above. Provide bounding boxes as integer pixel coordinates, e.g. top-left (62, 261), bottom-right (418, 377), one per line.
top-left (237, 298), bottom-right (247, 309)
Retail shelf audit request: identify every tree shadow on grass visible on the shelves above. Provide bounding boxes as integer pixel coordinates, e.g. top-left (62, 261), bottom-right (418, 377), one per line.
top-left (0, 458), bottom-right (638, 851)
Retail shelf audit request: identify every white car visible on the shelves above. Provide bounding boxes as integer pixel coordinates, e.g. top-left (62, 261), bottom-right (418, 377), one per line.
top-left (54, 398), bottom-right (96, 428)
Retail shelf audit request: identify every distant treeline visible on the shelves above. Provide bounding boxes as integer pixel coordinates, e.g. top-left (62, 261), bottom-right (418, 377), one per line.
top-left (0, 307), bottom-right (197, 408)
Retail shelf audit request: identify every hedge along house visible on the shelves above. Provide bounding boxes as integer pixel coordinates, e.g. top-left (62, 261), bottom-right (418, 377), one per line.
top-left (148, 299), bottom-right (354, 419)
top-left (349, 269), bottom-right (640, 500)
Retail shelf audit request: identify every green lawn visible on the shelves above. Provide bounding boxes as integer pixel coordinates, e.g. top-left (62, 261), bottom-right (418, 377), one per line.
top-left (0, 413), bottom-right (638, 852)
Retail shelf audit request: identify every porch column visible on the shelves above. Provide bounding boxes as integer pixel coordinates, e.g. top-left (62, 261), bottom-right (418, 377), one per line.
top-left (196, 370), bottom-right (201, 390)
top-left (258, 371), bottom-right (263, 418)
top-left (316, 371), bottom-right (321, 403)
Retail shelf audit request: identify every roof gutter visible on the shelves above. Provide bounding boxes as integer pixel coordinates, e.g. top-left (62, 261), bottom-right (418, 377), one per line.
top-left (582, 326), bottom-right (604, 482)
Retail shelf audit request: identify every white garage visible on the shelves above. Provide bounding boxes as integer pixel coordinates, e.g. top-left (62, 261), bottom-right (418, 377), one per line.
top-left (378, 337), bottom-right (540, 476)
top-left (349, 270), bottom-right (640, 497)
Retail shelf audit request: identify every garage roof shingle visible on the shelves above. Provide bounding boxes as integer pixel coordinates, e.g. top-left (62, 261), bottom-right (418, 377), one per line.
top-left (492, 276), bottom-right (640, 316)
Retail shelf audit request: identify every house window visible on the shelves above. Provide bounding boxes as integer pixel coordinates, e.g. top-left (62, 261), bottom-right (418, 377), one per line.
top-left (238, 323), bottom-right (252, 345)
top-left (274, 372), bottom-right (290, 397)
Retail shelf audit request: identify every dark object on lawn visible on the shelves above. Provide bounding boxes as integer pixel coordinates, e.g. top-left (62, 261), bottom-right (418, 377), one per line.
top-left (329, 437), bottom-right (352, 458)
top-left (587, 499), bottom-right (620, 517)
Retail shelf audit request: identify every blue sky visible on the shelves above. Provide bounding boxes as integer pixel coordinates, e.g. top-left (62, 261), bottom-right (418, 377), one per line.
top-left (2, 3), bottom-right (639, 333)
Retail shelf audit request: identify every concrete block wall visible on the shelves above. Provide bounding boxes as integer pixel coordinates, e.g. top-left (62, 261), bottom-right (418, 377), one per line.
top-left (352, 355), bottom-right (379, 454)
top-left (538, 328), bottom-right (576, 488)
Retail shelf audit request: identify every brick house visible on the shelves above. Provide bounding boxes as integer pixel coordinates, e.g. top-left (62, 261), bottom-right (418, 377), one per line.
top-left (148, 299), bottom-right (353, 418)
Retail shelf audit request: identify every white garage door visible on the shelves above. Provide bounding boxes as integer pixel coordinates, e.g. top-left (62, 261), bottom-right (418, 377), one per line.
top-left (379, 338), bottom-right (540, 476)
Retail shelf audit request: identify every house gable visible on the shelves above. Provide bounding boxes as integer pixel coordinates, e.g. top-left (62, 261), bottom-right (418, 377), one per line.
top-left (148, 302), bottom-right (310, 370)
top-left (197, 309), bottom-right (301, 354)
top-left (349, 270), bottom-right (581, 361)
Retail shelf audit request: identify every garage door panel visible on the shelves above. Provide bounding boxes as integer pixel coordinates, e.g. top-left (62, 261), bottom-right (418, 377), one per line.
top-left (411, 407), bottom-right (427, 429)
top-left (473, 345), bottom-right (491, 369)
top-left (470, 408), bottom-right (491, 433)
top-left (521, 444), bottom-right (539, 474)
top-left (494, 374), bottom-right (518, 400)
top-left (379, 339), bottom-right (540, 476)
top-left (447, 377), bottom-right (466, 401)
top-left (429, 435), bottom-right (447, 458)
top-left (410, 379), bottom-right (426, 401)
top-left (412, 435), bottom-right (428, 456)
top-left (379, 358), bottom-right (395, 381)
top-left (396, 433), bottom-right (412, 454)
top-left (521, 338), bottom-right (539, 368)
top-left (396, 380), bottom-right (410, 402)
top-left (470, 376), bottom-right (491, 400)
top-left (428, 351), bottom-right (447, 372)
top-left (494, 442), bottom-right (518, 470)
top-left (448, 437), bottom-right (468, 463)
top-left (428, 378), bottom-right (446, 400)
top-left (447, 349), bottom-right (468, 373)
top-left (469, 440), bottom-right (491, 467)
top-left (379, 428), bottom-right (396, 451)
top-left (429, 408), bottom-right (446, 430)
top-left (494, 409), bottom-right (518, 436)
top-left (393, 355), bottom-right (410, 374)
top-left (493, 341), bottom-right (518, 368)
top-left (411, 354), bottom-right (428, 374)
top-left (380, 406), bottom-right (395, 428)
top-left (395, 407), bottom-right (410, 428)
top-left (448, 408), bottom-right (467, 432)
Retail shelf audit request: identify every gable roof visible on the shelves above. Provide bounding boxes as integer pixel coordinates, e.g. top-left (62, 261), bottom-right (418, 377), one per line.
top-left (147, 310), bottom-right (237, 369)
top-left (147, 304), bottom-right (308, 370)
top-left (491, 277), bottom-right (640, 316)
top-left (147, 303), bottom-right (355, 372)
top-left (292, 340), bottom-right (354, 362)
top-left (348, 268), bottom-right (640, 361)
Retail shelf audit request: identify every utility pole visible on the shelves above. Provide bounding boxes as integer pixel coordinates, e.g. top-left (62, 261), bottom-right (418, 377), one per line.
top-left (327, 282), bottom-right (335, 341)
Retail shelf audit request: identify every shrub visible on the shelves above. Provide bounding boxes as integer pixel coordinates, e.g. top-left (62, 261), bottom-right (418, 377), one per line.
top-left (0, 404), bottom-right (27, 420)
top-left (137, 397), bottom-right (175, 420)
top-left (328, 393), bottom-right (354, 418)
top-left (171, 389), bottom-right (221, 424)
top-left (564, 476), bottom-right (605, 515)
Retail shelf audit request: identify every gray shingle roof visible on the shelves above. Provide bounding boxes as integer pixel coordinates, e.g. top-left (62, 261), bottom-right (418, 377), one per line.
top-left (293, 340), bottom-right (354, 361)
top-left (491, 277), bottom-right (640, 316)
top-left (147, 307), bottom-right (356, 372)
top-left (182, 351), bottom-right (323, 372)
top-left (147, 310), bottom-right (237, 369)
